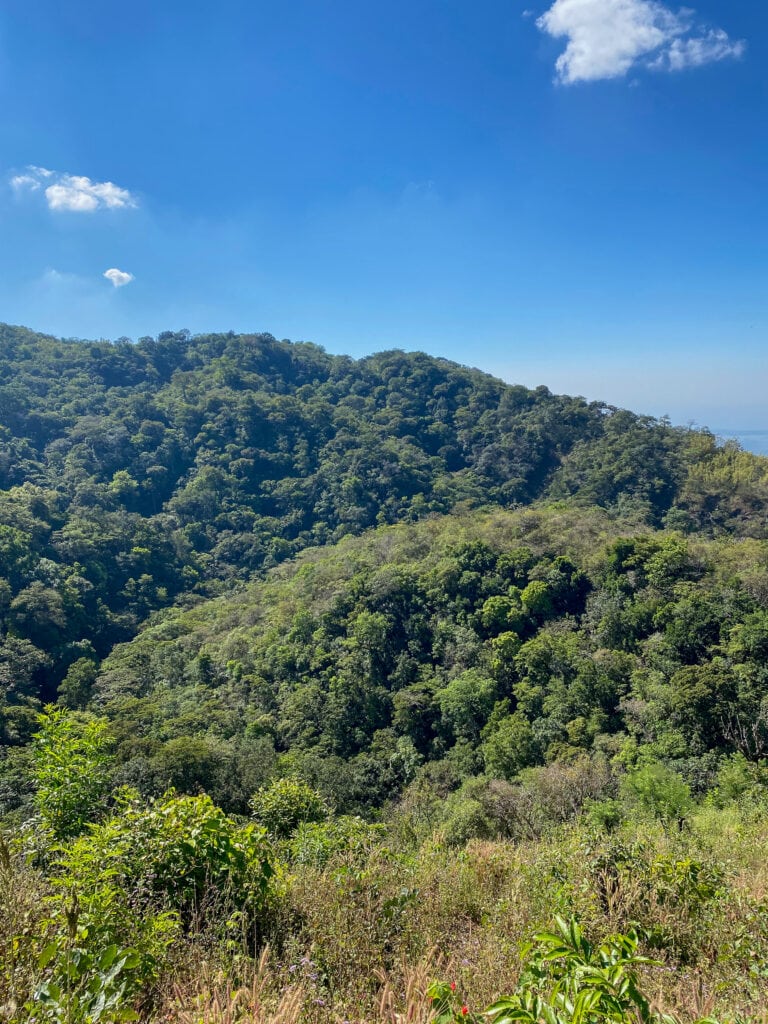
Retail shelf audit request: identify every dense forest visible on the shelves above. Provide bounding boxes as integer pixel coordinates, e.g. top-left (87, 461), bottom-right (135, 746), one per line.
top-left (43, 506), bottom-right (768, 827)
top-left (3, 323), bottom-right (768, 1022)
top-left (0, 322), bottom-right (767, 737)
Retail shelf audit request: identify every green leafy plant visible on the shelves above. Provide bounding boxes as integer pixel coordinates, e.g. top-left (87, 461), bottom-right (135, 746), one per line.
top-left (249, 777), bottom-right (329, 838)
top-left (30, 709), bottom-right (113, 841)
top-left (55, 792), bottom-right (275, 932)
top-left (29, 892), bottom-right (140, 1024)
top-left (33, 939), bottom-right (140, 1024)
top-left (480, 917), bottom-right (720, 1024)
top-left (620, 765), bottom-right (692, 825)
top-left (32, 790), bottom-right (275, 1009)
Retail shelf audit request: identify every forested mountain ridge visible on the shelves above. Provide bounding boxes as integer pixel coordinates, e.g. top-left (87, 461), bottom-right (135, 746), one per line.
top-left (1, 322), bottom-right (768, 764)
top-left (80, 505), bottom-right (768, 820)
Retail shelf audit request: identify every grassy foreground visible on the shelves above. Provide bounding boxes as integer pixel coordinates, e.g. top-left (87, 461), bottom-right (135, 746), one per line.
top-left (4, 785), bottom-right (768, 1023)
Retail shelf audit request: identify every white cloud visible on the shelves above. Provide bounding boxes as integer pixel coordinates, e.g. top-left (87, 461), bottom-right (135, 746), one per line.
top-left (536, 0), bottom-right (745, 84)
top-left (656, 28), bottom-right (746, 71)
top-left (11, 174), bottom-right (42, 192)
top-left (10, 166), bottom-right (137, 212)
top-left (103, 268), bottom-right (134, 288)
top-left (11, 166), bottom-right (56, 190)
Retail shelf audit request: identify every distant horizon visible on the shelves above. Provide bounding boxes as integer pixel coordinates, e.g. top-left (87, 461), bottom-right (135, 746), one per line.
top-left (711, 429), bottom-right (768, 457)
top-left (1, 0), bottom-right (764, 451)
top-left (3, 318), bottom-right (766, 450)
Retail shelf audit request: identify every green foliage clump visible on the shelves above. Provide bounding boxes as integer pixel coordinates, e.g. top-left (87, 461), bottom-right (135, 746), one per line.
top-left (621, 764), bottom-right (693, 823)
top-left (249, 777), bottom-right (329, 838)
top-left (290, 815), bottom-right (384, 867)
top-left (482, 916), bottom-right (717, 1024)
top-left (31, 707), bottom-right (113, 840)
top-left (24, 786), bottom-right (276, 1015)
top-left (33, 936), bottom-right (141, 1024)
top-left (56, 791), bottom-right (274, 933)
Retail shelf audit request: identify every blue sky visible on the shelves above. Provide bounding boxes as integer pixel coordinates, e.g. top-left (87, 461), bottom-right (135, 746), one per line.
top-left (0, 0), bottom-right (765, 430)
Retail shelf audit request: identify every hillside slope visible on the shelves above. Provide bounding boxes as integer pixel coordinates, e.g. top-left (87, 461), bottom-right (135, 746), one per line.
top-left (87, 506), bottom-right (768, 815)
top-left (0, 322), bottom-right (767, 754)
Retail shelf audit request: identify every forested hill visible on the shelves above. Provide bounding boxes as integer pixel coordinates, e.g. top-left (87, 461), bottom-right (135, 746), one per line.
top-left (0, 321), bottom-right (768, 749)
top-left (74, 508), bottom-right (768, 820)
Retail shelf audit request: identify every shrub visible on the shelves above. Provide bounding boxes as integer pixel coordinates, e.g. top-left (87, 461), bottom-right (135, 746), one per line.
top-left (249, 777), bottom-right (329, 838)
top-left (42, 790), bottom-right (277, 1003)
top-left (621, 763), bottom-right (692, 823)
top-left (58, 791), bottom-right (274, 927)
top-left (290, 815), bottom-right (384, 867)
top-left (483, 916), bottom-right (720, 1024)
top-left (442, 797), bottom-right (494, 847)
top-left (30, 708), bottom-right (113, 840)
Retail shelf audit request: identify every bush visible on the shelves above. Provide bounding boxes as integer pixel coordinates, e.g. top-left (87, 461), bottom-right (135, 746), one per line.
top-left (442, 797), bottom-right (493, 847)
top-left (30, 708), bottom-right (113, 840)
top-left (42, 789), bottom-right (277, 1003)
top-left (290, 815), bottom-right (384, 867)
top-left (621, 763), bottom-right (692, 823)
top-left (249, 777), bottom-right (329, 838)
top-left (60, 791), bottom-right (274, 925)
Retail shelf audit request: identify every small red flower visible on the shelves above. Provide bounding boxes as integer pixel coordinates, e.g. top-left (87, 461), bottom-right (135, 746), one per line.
top-left (450, 982), bottom-right (456, 992)
top-left (461, 1006), bottom-right (469, 1016)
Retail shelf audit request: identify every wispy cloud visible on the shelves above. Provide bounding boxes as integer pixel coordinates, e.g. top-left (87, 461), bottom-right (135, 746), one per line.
top-left (654, 27), bottom-right (746, 72)
top-left (39, 268), bottom-right (85, 288)
top-left (11, 166), bottom-right (137, 212)
top-left (9, 165), bottom-right (54, 192)
top-left (103, 268), bottom-right (134, 288)
top-left (536, 0), bottom-right (745, 84)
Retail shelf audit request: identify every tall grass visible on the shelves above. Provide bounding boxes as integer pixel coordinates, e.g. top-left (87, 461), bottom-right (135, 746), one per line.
top-left (0, 834), bottom-right (50, 1021)
top-left (152, 806), bottom-right (768, 1023)
top-left (5, 803), bottom-right (768, 1021)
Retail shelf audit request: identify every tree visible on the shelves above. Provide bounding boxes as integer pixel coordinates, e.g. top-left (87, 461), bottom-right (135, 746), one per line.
top-left (57, 657), bottom-right (98, 710)
top-left (521, 580), bottom-right (554, 620)
top-left (483, 712), bottom-right (541, 780)
top-left (438, 669), bottom-right (498, 744)
top-left (30, 707), bottom-right (114, 839)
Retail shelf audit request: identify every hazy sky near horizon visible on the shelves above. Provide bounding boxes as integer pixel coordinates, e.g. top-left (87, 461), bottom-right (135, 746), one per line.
top-left (0, 0), bottom-right (765, 429)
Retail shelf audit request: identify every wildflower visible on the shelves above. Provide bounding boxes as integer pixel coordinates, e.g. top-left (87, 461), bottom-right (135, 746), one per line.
top-left (461, 1006), bottom-right (469, 1016)
top-left (450, 982), bottom-right (456, 991)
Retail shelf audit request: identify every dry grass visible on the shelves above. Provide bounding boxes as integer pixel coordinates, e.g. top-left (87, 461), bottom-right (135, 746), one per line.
top-left (0, 834), bottom-right (51, 1020)
top-left (155, 947), bottom-right (441, 1024)
top-left (150, 815), bottom-right (768, 1022)
top-left (160, 948), bottom-right (305, 1024)
top-left (9, 808), bottom-right (768, 1023)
